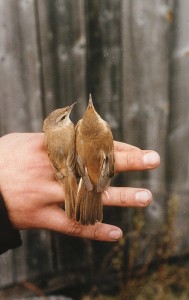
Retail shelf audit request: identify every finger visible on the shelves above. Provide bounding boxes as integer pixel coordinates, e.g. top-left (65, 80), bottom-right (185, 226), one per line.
top-left (39, 181), bottom-right (65, 203)
top-left (114, 141), bottom-right (139, 152)
top-left (115, 149), bottom-right (160, 173)
top-left (102, 187), bottom-right (152, 207)
top-left (36, 206), bottom-right (123, 242)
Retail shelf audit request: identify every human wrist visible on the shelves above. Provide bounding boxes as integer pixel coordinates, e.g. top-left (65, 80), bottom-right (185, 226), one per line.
top-left (0, 192), bottom-right (22, 254)
top-left (0, 135), bottom-right (22, 254)
top-left (0, 134), bottom-right (6, 195)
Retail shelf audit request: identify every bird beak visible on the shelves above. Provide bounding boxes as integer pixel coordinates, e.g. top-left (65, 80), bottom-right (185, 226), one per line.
top-left (88, 94), bottom-right (94, 108)
top-left (69, 101), bottom-right (77, 111)
top-left (67, 101), bottom-right (77, 117)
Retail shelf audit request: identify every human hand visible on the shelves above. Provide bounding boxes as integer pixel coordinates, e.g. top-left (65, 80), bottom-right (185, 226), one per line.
top-left (0, 133), bottom-right (160, 241)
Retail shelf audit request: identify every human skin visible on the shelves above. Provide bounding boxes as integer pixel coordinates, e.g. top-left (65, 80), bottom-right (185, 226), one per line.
top-left (0, 133), bottom-right (160, 242)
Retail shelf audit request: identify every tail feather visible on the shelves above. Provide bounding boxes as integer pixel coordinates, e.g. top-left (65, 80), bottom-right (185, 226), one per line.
top-left (76, 179), bottom-right (103, 225)
top-left (64, 172), bottom-right (78, 219)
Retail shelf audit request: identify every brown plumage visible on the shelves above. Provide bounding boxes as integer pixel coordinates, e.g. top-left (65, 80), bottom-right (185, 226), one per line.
top-left (75, 95), bottom-right (115, 225)
top-left (43, 103), bottom-right (77, 220)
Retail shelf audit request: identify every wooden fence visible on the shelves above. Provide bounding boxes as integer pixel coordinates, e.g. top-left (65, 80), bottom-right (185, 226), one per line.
top-left (0, 0), bottom-right (189, 298)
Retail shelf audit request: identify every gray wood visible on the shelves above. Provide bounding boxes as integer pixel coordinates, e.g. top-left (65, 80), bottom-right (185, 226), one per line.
top-left (0, 0), bottom-right (43, 134)
top-left (84, 2), bottom-right (123, 251)
top-left (122, 0), bottom-right (173, 261)
top-left (37, 0), bottom-right (87, 120)
top-left (36, 0), bottom-right (88, 272)
top-left (86, 0), bottom-right (122, 140)
top-left (0, 251), bottom-right (14, 287)
top-left (0, 0), bottom-right (53, 287)
top-left (168, 0), bottom-right (189, 255)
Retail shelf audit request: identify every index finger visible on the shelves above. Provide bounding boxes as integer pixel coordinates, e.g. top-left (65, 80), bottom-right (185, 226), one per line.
top-left (114, 140), bottom-right (139, 152)
top-left (114, 141), bottom-right (160, 173)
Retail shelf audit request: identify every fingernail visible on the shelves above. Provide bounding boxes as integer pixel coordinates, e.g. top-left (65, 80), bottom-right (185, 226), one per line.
top-left (143, 152), bottom-right (160, 166)
top-left (109, 229), bottom-right (123, 240)
top-left (135, 191), bottom-right (151, 205)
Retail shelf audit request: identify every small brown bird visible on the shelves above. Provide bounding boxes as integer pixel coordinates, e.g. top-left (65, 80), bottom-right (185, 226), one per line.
top-left (75, 95), bottom-right (115, 225)
top-left (43, 103), bottom-right (77, 220)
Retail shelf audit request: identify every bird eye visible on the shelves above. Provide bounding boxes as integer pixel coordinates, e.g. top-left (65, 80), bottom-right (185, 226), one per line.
top-left (56, 114), bottom-right (66, 123)
top-left (60, 115), bottom-right (66, 121)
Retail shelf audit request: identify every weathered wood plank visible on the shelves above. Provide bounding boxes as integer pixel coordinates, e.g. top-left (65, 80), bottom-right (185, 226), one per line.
top-left (84, 1), bottom-right (124, 278)
top-left (122, 0), bottom-right (173, 263)
top-left (0, 251), bottom-right (14, 287)
top-left (86, 0), bottom-right (123, 231)
top-left (37, 0), bottom-right (88, 272)
top-left (168, 0), bottom-right (189, 255)
top-left (86, 0), bottom-right (123, 232)
top-left (0, 0), bottom-right (44, 134)
top-left (86, 0), bottom-right (122, 140)
top-left (37, 0), bottom-right (87, 120)
top-left (0, 0), bottom-right (53, 287)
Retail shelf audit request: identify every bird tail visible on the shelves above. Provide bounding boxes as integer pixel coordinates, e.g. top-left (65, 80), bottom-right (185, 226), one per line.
top-left (75, 179), bottom-right (103, 225)
top-left (64, 172), bottom-right (78, 220)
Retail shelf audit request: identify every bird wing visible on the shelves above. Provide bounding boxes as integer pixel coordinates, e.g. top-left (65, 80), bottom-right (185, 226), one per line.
top-left (76, 120), bottom-right (93, 192)
top-left (45, 130), bottom-right (71, 179)
top-left (97, 148), bottom-right (114, 192)
top-left (76, 154), bottom-right (93, 192)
